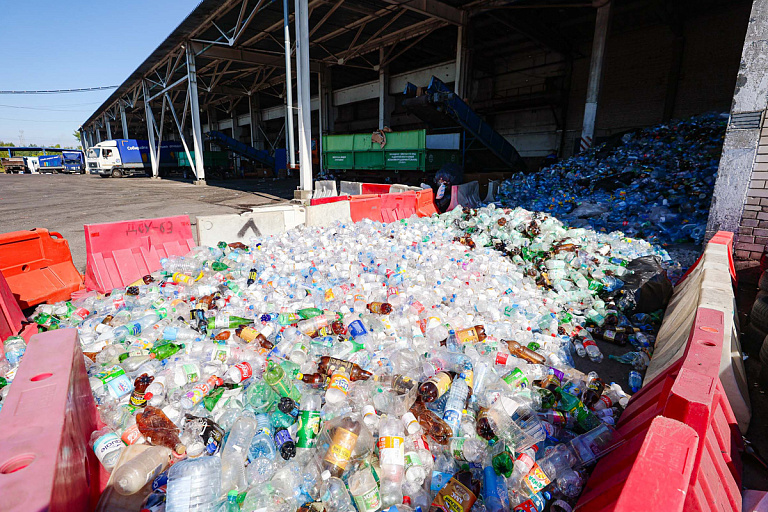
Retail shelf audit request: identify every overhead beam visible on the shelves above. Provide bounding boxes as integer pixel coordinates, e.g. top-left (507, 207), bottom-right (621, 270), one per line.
top-left (190, 42), bottom-right (321, 72)
top-left (382, 0), bottom-right (466, 26)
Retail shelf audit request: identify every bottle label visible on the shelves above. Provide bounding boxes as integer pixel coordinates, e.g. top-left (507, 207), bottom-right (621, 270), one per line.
top-left (233, 362), bottom-right (253, 382)
top-left (392, 375), bottom-right (415, 394)
top-left (377, 435), bottom-right (404, 466)
top-left (182, 364), bottom-right (199, 383)
top-left (130, 389), bottom-right (148, 407)
top-left (604, 330), bottom-right (616, 342)
top-left (363, 405), bottom-right (377, 422)
top-left (502, 368), bottom-right (529, 389)
top-left (522, 463), bottom-right (552, 494)
top-left (328, 373), bottom-right (350, 396)
top-left (429, 372), bottom-right (452, 397)
top-left (431, 477), bottom-right (478, 512)
top-left (430, 470), bottom-right (453, 493)
top-left (96, 365), bottom-right (132, 399)
top-left (296, 410), bottom-right (321, 449)
top-left (127, 322), bottom-right (142, 336)
top-left (599, 395), bottom-right (614, 408)
top-left (456, 327), bottom-right (479, 344)
top-left (121, 423), bottom-right (145, 445)
top-left (353, 483), bottom-right (382, 512)
top-left (513, 493), bottom-right (547, 512)
top-left (495, 353), bottom-right (509, 366)
top-left (443, 409), bottom-right (461, 434)
top-left (74, 307), bottom-right (90, 320)
top-left (516, 452), bottom-right (534, 471)
top-left (209, 345), bottom-right (230, 363)
top-left (93, 432), bottom-right (123, 468)
top-left (449, 437), bottom-right (466, 460)
top-left (274, 428), bottom-right (292, 448)
top-left (239, 327), bottom-right (258, 343)
top-left (404, 450), bottom-right (423, 472)
top-left (347, 320), bottom-right (368, 338)
top-left (323, 427), bottom-right (358, 470)
top-left (215, 314), bottom-right (230, 329)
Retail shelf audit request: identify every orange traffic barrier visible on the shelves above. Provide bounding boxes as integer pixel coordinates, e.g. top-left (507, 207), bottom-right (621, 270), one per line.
top-left (380, 191), bottom-right (417, 222)
top-left (0, 329), bottom-right (103, 512)
top-left (0, 270), bottom-right (25, 340)
top-left (84, 216), bottom-right (195, 293)
top-left (0, 229), bottom-right (84, 309)
top-left (361, 183), bottom-right (391, 195)
top-left (415, 188), bottom-right (438, 217)
top-left (350, 194), bottom-right (383, 223)
top-left (310, 195), bottom-right (351, 206)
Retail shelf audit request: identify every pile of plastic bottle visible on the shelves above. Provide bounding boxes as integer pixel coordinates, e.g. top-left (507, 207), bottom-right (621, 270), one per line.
top-left (497, 113), bottom-right (726, 247)
top-left (0, 206), bottom-right (669, 512)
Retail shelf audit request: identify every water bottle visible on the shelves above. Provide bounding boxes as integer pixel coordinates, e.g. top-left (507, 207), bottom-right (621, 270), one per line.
top-left (379, 415), bottom-right (405, 507)
top-left (166, 456), bottom-right (221, 512)
top-left (246, 413), bottom-right (276, 483)
top-left (442, 374), bottom-right (468, 436)
top-left (221, 411), bottom-right (258, 492)
top-left (628, 370), bottom-right (643, 392)
top-left (113, 445), bottom-right (172, 495)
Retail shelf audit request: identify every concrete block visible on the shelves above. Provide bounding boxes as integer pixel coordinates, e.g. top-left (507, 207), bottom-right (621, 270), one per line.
top-left (196, 204), bottom-right (306, 246)
top-left (305, 201), bottom-right (352, 228)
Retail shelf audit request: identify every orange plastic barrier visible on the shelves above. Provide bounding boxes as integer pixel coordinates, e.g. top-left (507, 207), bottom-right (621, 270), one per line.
top-left (0, 270), bottom-right (25, 340)
top-left (349, 194), bottom-right (383, 223)
top-left (310, 195), bottom-right (350, 206)
top-left (380, 191), bottom-right (417, 222)
top-left (576, 306), bottom-right (743, 511)
top-left (361, 183), bottom-right (391, 195)
top-left (0, 329), bottom-right (103, 512)
top-left (415, 188), bottom-right (438, 217)
top-left (84, 216), bottom-right (196, 293)
top-left (0, 229), bottom-right (84, 309)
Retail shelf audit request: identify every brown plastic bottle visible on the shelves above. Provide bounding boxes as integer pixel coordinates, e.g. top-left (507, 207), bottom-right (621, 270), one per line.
top-left (410, 401), bottom-right (451, 445)
top-left (418, 371), bottom-right (455, 402)
top-left (129, 373), bottom-right (155, 407)
top-left (475, 408), bottom-right (496, 441)
top-left (582, 376), bottom-right (606, 408)
top-left (297, 372), bottom-right (327, 385)
top-left (366, 302), bottom-right (393, 315)
top-left (588, 327), bottom-right (628, 346)
top-left (322, 415), bottom-right (362, 477)
top-left (317, 356), bottom-right (372, 381)
top-left (455, 325), bottom-right (486, 344)
top-left (505, 340), bottom-right (546, 365)
top-left (136, 406), bottom-right (186, 455)
top-left (235, 325), bottom-right (274, 349)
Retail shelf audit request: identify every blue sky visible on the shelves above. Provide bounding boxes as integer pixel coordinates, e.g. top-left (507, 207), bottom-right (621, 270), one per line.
top-left (0, 0), bottom-right (200, 147)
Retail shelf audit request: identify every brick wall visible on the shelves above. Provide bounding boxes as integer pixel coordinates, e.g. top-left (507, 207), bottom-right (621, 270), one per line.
top-left (735, 116), bottom-right (768, 260)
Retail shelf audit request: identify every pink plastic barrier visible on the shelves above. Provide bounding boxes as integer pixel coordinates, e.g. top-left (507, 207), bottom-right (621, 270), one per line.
top-left (0, 329), bottom-right (102, 512)
top-left (84, 216), bottom-right (195, 293)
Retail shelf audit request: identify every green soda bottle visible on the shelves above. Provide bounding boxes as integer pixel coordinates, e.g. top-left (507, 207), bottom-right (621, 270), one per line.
top-left (264, 360), bottom-right (301, 401)
top-left (207, 314), bottom-right (251, 330)
top-left (297, 307), bottom-right (323, 319)
top-left (210, 261), bottom-right (229, 272)
top-left (149, 342), bottom-right (185, 360)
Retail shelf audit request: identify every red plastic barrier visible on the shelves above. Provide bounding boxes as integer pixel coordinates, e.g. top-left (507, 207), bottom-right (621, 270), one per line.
top-left (576, 306), bottom-right (743, 511)
top-left (676, 231), bottom-right (736, 287)
top-left (0, 329), bottom-right (102, 512)
top-left (0, 270), bottom-right (25, 340)
top-left (380, 192), bottom-right (417, 222)
top-left (350, 194), bottom-right (383, 223)
top-left (415, 188), bottom-right (438, 217)
top-left (361, 183), bottom-right (391, 195)
top-left (0, 229), bottom-right (84, 309)
top-left (84, 215), bottom-right (195, 293)
top-left (310, 195), bottom-right (350, 206)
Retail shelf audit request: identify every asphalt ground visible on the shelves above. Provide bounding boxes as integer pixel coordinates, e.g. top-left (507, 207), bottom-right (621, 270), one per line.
top-left (0, 173), bottom-right (297, 272)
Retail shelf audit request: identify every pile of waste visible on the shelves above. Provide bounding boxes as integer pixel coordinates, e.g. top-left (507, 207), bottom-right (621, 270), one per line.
top-left (0, 206), bottom-right (672, 512)
top-left (497, 113), bottom-right (726, 248)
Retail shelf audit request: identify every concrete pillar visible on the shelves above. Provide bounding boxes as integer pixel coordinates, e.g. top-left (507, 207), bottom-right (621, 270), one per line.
top-left (186, 43), bottom-right (206, 184)
top-left (378, 47), bottom-right (392, 130)
top-left (455, 24), bottom-right (470, 99)
top-left (579, 1), bottom-right (611, 153)
top-left (120, 103), bottom-right (129, 138)
top-left (294, 0), bottom-right (313, 196)
top-left (707, 0), bottom-right (768, 262)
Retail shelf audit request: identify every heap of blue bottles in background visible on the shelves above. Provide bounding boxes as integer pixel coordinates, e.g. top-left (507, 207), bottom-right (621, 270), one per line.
top-left (497, 113), bottom-right (727, 248)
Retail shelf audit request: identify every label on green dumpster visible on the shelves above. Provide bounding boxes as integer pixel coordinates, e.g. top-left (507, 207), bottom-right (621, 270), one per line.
top-left (386, 152), bottom-right (418, 165)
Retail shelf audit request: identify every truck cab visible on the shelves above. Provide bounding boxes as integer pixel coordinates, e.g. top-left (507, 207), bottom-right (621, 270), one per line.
top-left (87, 139), bottom-right (152, 177)
top-left (24, 156), bottom-right (39, 174)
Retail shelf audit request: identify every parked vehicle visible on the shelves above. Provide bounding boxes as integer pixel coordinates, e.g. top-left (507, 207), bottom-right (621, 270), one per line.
top-left (86, 139), bottom-right (183, 178)
top-left (24, 156), bottom-right (39, 174)
top-left (1, 157), bottom-right (27, 173)
top-left (38, 152), bottom-right (85, 174)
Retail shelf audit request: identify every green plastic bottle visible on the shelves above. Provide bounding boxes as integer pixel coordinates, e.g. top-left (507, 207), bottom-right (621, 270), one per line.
top-left (297, 307), bottom-right (323, 319)
top-left (264, 360), bottom-right (301, 401)
top-left (207, 314), bottom-right (251, 331)
top-left (149, 342), bottom-right (185, 360)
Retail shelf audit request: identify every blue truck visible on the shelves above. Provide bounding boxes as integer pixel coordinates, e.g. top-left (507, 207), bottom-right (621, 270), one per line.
top-left (86, 139), bottom-right (184, 177)
top-left (37, 151), bottom-right (86, 174)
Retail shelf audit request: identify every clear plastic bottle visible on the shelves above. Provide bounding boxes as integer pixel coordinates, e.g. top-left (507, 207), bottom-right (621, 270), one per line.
top-left (378, 415), bottom-right (405, 507)
top-left (113, 445), bottom-right (171, 495)
top-left (246, 413), bottom-right (276, 484)
top-left (442, 374), bottom-right (468, 436)
top-left (348, 465), bottom-right (382, 512)
top-left (320, 470), bottom-right (356, 512)
top-left (325, 367), bottom-right (350, 405)
top-left (165, 456), bottom-right (222, 512)
top-left (221, 411), bottom-right (258, 492)
top-left (296, 390), bottom-right (322, 454)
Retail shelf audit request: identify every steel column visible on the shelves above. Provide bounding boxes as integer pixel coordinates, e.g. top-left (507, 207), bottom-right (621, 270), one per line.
top-left (95, 129), bottom-right (102, 143)
top-left (318, 72), bottom-right (324, 172)
top-left (186, 43), bottom-right (206, 182)
top-left (143, 81), bottom-right (160, 178)
top-left (455, 24), bottom-right (467, 98)
top-left (295, 0), bottom-right (312, 192)
top-left (105, 115), bottom-right (112, 140)
top-left (79, 129), bottom-right (88, 150)
top-left (579, 1), bottom-right (611, 153)
top-left (378, 48), bottom-right (392, 129)
top-left (120, 104), bottom-right (129, 138)
top-left (284, 0), bottom-right (297, 169)
top-left (248, 95), bottom-right (256, 148)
